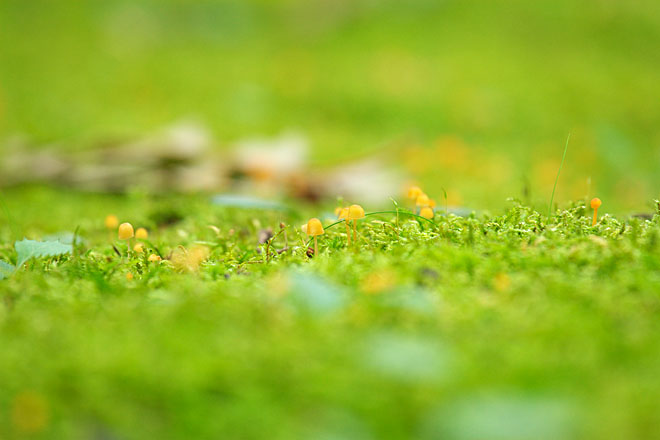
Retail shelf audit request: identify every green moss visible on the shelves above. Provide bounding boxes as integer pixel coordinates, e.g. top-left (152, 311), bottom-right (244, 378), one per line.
top-left (1, 189), bottom-right (660, 439)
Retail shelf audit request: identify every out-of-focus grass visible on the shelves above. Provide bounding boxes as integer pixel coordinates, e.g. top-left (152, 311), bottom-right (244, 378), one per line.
top-left (2, 194), bottom-right (660, 439)
top-left (1, 0), bottom-right (660, 211)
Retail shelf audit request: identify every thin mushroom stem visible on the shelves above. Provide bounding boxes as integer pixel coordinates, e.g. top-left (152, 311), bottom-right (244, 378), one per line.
top-left (314, 236), bottom-right (318, 256)
top-left (591, 198), bottom-right (602, 226)
top-left (353, 220), bottom-right (357, 242)
top-left (345, 220), bottom-right (351, 246)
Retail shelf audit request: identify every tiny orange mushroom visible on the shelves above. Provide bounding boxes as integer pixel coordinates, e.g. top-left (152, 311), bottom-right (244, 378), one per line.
top-left (416, 193), bottom-right (430, 208)
top-left (305, 218), bottom-right (325, 256)
top-left (420, 206), bottom-right (434, 219)
top-left (591, 198), bottom-right (602, 226)
top-left (118, 222), bottom-right (135, 257)
top-left (347, 204), bottom-right (366, 243)
top-left (407, 186), bottom-right (423, 200)
top-left (407, 186), bottom-right (423, 210)
top-left (118, 222), bottom-right (134, 240)
top-left (105, 215), bottom-right (119, 230)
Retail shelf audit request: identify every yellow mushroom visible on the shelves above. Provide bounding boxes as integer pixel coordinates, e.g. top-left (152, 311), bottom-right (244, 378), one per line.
top-left (118, 222), bottom-right (134, 240)
top-left (407, 186), bottom-right (423, 200)
top-left (420, 206), bottom-right (434, 219)
top-left (104, 215), bottom-right (119, 230)
top-left (591, 198), bottom-right (602, 226)
top-left (305, 218), bottom-right (325, 256)
top-left (347, 204), bottom-right (366, 243)
top-left (148, 254), bottom-right (162, 262)
top-left (416, 193), bottom-right (430, 208)
top-left (118, 222), bottom-right (135, 257)
top-left (135, 227), bottom-right (148, 239)
top-left (133, 243), bottom-right (144, 253)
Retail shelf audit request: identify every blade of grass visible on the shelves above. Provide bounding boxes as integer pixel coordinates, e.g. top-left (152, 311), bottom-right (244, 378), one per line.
top-left (548, 133), bottom-right (571, 219)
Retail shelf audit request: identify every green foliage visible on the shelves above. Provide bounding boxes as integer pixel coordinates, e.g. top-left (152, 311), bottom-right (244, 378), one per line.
top-left (0, 260), bottom-right (13, 279)
top-left (14, 238), bottom-right (72, 269)
top-left (1, 191), bottom-right (660, 438)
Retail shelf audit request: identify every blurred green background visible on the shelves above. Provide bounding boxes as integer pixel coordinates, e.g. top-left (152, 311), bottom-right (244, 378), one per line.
top-left (1, 0), bottom-right (659, 211)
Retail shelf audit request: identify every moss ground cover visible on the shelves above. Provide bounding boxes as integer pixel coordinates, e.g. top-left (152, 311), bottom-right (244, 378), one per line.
top-left (2, 188), bottom-right (660, 439)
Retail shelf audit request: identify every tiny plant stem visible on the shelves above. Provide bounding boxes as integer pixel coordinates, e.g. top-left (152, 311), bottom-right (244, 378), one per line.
top-left (72, 226), bottom-right (80, 259)
top-left (548, 133), bottom-right (571, 219)
top-left (592, 208), bottom-right (599, 226)
top-left (389, 198), bottom-right (400, 228)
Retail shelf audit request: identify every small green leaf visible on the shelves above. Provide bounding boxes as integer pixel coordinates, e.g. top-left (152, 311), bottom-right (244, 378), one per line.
top-left (15, 239), bottom-right (72, 268)
top-left (0, 261), bottom-right (14, 280)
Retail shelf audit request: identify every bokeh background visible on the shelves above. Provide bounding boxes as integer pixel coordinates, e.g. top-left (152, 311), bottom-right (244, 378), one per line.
top-left (1, 0), bottom-right (659, 213)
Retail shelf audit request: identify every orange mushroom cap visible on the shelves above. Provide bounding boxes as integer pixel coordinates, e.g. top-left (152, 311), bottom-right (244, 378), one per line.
top-left (590, 198), bottom-right (602, 209)
top-left (306, 218), bottom-right (325, 236)
top-left (118, 222), bottom-right (134, 240)
top-left (105, 214), bottom-right (119, 230)
top-left (348, 204), bottom-right (365, 220)
top-left (420, 206), bottom-right (434, 219)
top-left (407, 186), bottom-right (423, 199)
top-left (416, 193), bottom-right (430, 207)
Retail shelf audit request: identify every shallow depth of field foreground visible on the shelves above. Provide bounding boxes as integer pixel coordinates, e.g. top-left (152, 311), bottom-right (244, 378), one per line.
top-left (2, 1), bottom-right (660, 439)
